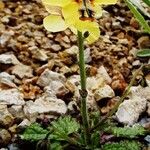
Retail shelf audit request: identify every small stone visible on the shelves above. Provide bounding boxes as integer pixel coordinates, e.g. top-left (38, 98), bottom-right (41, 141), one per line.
top-left (116, 96), bottom-right (147, 125)
top-left (8, 124), bottom-right (17, 134)
top-left (0, 72), bottom-right (16, 88)
top-left (29, 47), bottom-right (48, 61)
top-left (37, 69), bottom-right (66, 87)
top-left (51, 44), bottom-right (61, 51)
top-left (11, 64), bottom-right (33, 79)
top-left (0, 89), bottom-right (25, 105)
top-left (8, 105), bottom-right (24, 119)
top-left (17, 119), bottom-right (31, 131)
top-left (94, 84), bottom-right (115, 101)
top-left (0, 54), bottom-right (20, 65)
top-left (24, 96), bottom-right (67, 121)
top-left (84, 48), bottom-right (92, 63)
top-left (0, 105), bottom-right (14, 127)
top-left (44, 80), bottom-right (65, 97)
top-left (0, 129), bottom-right (11, 145)
top-left (97, 66), bottom-right (112, 84)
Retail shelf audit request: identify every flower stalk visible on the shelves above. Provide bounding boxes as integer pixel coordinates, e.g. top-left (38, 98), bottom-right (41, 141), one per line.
top-left (77, 30), bottom-right (90, 145)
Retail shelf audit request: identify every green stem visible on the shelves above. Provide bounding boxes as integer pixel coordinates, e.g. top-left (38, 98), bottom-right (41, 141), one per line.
top-left (91, 65), bottom-right (144, 132)
top-left (77, 30), bottom-right (90, 145)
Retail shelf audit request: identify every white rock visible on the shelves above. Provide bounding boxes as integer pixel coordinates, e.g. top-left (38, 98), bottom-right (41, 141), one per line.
top-left (17, 119), bottom-right (31, 129)
top-left (94, 84), bottom-right (115, 101)
top-left (130, 86), bottom-right (150, 101)
top-left (0, 89), bottom-right (25, 105)
top-left (84, 48), bottom-right (92, 63)
top-left (44, 80), bottom-right (64, 97)
top-left (97, 66), bottom-right (112, 84)
top-left (0, 72), bottom-right (16, 88)
top-left (11, 64), bottom-right (33, 79)
top-left (0, 54), bottom-right (20, 65)
top-left (30, 47), bottom-right (48, 61)
top-left (37, 69), bottom-right (66, 87)
top-left (87, 76), bottom-right (105, 91)
top-left (65, 46), bottom-right (78, 55)
top-left (8, 105), bottom-right (24, 119)
top-left (116, 96), bottom-right (147, 125)
top-left (24, 95), bottom-right (67, 121)
top-left (0, 105), bottom-right (14, 127)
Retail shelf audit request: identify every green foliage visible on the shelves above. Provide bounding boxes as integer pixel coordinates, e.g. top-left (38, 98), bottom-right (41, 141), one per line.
top-left (105, 125), bottom-right (146, 138)
top-left (20, 123), bottom-right (49, 142)
top-left (102, 140), bottom-right (142, 150)
top-left (143, 0), bottom-right (150, 7)
top-left (124, 0), bottom-right (150, 34)
top-left (50, 116), bottom-right (80, 141)
top-left (137, 49), bottom-right (150, 57)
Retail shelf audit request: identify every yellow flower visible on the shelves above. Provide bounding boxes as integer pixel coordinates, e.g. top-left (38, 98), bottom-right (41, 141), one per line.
top-left (42, 0), bottom-right (117, 44)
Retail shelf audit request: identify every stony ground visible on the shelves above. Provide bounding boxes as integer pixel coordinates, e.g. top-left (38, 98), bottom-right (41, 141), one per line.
top-left (0, 0), bottom-right (150, 149)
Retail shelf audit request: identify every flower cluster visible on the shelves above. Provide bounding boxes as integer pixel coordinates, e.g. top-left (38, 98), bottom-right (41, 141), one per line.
top-left (42, 0), bottom-right (117, 43)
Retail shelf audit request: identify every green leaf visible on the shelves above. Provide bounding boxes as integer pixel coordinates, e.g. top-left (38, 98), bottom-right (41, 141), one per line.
top-left (143, 0), bottom-right (150, 6)
top-left (50, 142), bottom-right (63, 150)
top-left (125, 0), bottom-right (150, 34)
top-left (137, 49), bottom-right (150, 57)
top-left (104, 125), bottom-right (146, 138)
top-left (90, 130), bottom-right (100, 149)
top-left (102, 140), bottom-right (142, 150)
top-left (20, 123), bottom-right (49, 142)
top-left (50, 116), bottom-right (80, 141)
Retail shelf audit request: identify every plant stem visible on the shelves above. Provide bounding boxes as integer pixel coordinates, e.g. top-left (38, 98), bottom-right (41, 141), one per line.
top-left (91, 65), bottom-right (144, 132)
top-left (77, 30), bottom-right (90, 145)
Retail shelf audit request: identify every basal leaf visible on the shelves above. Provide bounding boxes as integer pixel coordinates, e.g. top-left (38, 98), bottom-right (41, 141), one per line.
top-left (50, 116), bottom-right (80, 141)
top-left (102, 140), bottom-right (142, 150)
top-left (20, 123), bottom-right (49, 142)
top-left (137, 49), bottom-right (150, 57)
top-left (125, 0), bottom-right (150, 34)
top-left (143, 0), bottom-right (150, 7)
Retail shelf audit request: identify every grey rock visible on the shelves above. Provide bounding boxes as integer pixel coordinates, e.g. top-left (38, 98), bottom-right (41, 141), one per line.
top-left (97, 66), bottom-right (112, 84)
top-left (8, 105), bottom-right (24, 119)
top-left (24, 95), bottom-right (67, 121)
top-left (0, 89), bottom-right (25, 105)
top-left (0, 72), bottom-right (16, 88)
top-left (11, 64), bottom-right (33, 79)
top-left (0, 129), bottom-right (11, 145)
top-left (37, 69), bottom-right (66, 87)
top-left (0, 54), bottom-right (20, 65)
top-left (0, 105), bottom-right (14, 127)
top-left (116, 96), bottom-right (147, 125)
top-left (94, 84), bottom-right (115, 101)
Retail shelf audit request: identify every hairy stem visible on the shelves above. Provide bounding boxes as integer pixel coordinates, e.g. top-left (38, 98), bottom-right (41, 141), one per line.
top-left (77, 30), bottom-right (90, 145)
top-left (91, 65), bottom-right (144, 132)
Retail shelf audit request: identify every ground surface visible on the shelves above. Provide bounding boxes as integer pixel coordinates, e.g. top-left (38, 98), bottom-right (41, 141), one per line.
top-left (0, 0), bottom-right (150, 149)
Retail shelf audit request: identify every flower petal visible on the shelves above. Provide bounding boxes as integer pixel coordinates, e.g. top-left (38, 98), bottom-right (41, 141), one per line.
top-left (94, 0), bottom-right (117, 5)
top-left (62, 2), bottom-right (80, 25)
top-left (42, 0), bottom-right (72, 7)
top-left (74, 20), bottom-right (100, 44)
top-left (43, 15), bottom-right (68, 32)
top-left (44, 5), bottom-right (61, 15)
top-left (93, 5), bottom-right (102, 19)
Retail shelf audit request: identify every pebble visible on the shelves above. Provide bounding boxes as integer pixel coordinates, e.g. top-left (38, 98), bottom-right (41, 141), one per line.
top-left (11, 64), bottom-right (33, 79)
top-left (116, 96), bottom-right (147, 125)
top-left (0, 72), bottom-right (16, 88)
top-left (0, 129), bottom-right (11, 146)
top-left (0, 89), bottom-right (25, 105)
top-left (97, 66), bottom-right (112, 84)
top-left (0, 54), bottom-right (20, 65)
top-left (37, 69), bottom-right (66, 87)
top-left (94, 84), bottom-right (115, 101)
top-left (23, 95), bottom-right (67, 121)
top-left (0, 105), bottom-right (14, 127)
